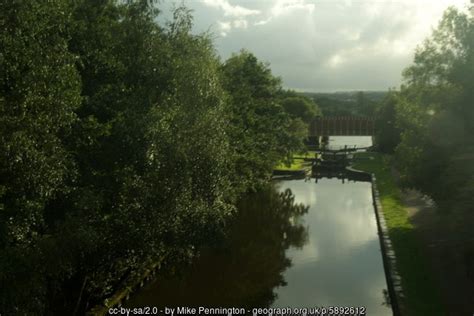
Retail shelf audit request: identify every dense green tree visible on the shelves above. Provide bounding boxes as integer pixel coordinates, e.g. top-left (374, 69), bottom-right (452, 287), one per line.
top-left (356, 91), bottom-right (377, 116)
top-left (306, 91), bottom-right (384, 117)
top-left (395, 7), bottom-right (474, 203)
top-left (221, 51), bottom-right (306, 192)
top-left (388, 10), bottom-right (474, 311)
top-left (281, 96), bottom-right (321, 123)
top-left (313, 96), bottom-right (354, 116)
top-left (56, 2), bottom-right (235, 311)
top-left (374, 91), bottom-right (401, 153)
top-left (0, 1), bottom-right (308, 314)
top-left (0, 0), bottom-right (82, 313)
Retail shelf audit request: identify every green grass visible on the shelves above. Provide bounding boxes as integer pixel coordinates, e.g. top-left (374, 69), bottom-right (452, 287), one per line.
top-left (293, 150), bottom-right (318, 159)
top-left (274, 159), bottom-right (306, 171)
top-left (353, 152), bottom-right (444, 316)
top-left (274, 151), bottom-right (318, 171)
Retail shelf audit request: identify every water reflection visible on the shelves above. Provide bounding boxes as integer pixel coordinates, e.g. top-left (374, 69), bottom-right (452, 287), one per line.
top-left (127, 155), bottom-right (392, 314)
top-left (327, 136), bottom-right (373, 149)
top-left (127, 186), bottom-right (309, 308)
top-left (271, 179), bottom-right (391, 315)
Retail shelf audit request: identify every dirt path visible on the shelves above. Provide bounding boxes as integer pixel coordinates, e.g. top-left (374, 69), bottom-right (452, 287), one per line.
top-left (401, 189), bottom-right (474, 316)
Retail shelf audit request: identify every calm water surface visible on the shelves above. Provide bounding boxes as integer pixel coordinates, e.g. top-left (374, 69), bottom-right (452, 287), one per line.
top-left (128, 136), bottom-right (392, 315)
top-left (327, 136), bottom-right (373, 149)
top-left (271, 179), bottom-right (391, 315)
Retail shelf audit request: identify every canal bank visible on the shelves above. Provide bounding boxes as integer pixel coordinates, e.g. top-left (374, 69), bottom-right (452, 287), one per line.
top-left (353, 152), bottom-right (444, 316)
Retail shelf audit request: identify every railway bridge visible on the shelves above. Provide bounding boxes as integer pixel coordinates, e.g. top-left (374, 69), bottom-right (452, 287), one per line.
top-left (309, 116), bottom-right (376, 137)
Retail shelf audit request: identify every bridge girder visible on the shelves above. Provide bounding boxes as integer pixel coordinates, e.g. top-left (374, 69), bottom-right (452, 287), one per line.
top-left (309, 116), bottom-right (376, 137)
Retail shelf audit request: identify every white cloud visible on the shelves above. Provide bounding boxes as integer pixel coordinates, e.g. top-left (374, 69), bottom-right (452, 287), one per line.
top-left (270, 0), bottom-right (315, 16)
top-left (255, 0), bottom-right (315, 25)
top-left (180, 0), bottom-right (471, 90)
top-left (326, 54), bottom-right (345, 68)
top-left (200, 0), bottom-right (260, 17)
top-left (232, 19), bottom-right (248, 29)
top-left (218, 21), bottom-right (231, 36)
top-left (217, 18), bottom-right (248, 36)
top-left (201, 0), bottom-right (259, 37)
top-left (339, 28), bottom-right (361, 41)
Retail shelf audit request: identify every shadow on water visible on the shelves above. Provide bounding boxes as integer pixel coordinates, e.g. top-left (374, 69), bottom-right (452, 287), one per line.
top-left (126, 185), bottom-right (309, 308)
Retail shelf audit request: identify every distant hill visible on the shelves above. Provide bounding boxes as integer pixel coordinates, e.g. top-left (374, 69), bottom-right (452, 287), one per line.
top-left (297, 91), bottom-right (387, 117)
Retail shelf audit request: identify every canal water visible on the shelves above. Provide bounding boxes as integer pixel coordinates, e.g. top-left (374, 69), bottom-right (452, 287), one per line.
top-left (127, 137), bottom-right (392, 315)
top-left (327, 136), bottom-right (373, 149)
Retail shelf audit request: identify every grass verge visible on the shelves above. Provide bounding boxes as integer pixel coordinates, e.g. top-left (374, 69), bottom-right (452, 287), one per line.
top-left (274, 159), bottom-right (306, 171)
top-left (274, 151), bottom-right (318, 171)
top-left (353, 152), bottom-right (444, 316)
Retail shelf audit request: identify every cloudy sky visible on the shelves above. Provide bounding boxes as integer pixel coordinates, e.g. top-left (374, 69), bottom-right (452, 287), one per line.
top-left (159, 0), bottom-right (470, 92)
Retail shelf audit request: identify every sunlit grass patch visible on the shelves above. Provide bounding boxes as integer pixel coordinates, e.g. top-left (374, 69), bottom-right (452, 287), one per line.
top-left (274, 151), bottom-right (317, 171)
top-left (293, 150), bottom-right (318, 159)
top-left (274, 159), bottom-right (306, 171)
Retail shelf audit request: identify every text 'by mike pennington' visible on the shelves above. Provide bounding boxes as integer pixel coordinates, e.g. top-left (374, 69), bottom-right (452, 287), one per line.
top-left (108, 306), bottom-right (367, 316)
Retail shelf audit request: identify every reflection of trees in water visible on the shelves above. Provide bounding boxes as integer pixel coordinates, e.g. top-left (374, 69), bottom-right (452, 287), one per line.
top-left (130, 185), bottom-right (308, 308)
top-left (382, 289), bottom-right (391, 307)
top-left (222, 186), bottom-right (309, 307)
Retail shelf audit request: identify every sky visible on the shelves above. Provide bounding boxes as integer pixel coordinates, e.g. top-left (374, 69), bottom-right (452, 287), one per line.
top-left (157, 0), bottom-right (471, 92)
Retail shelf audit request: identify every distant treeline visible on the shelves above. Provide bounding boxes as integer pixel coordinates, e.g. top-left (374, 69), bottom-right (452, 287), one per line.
top-left (0, 1), bottom-right (319, 314)
top-left (300, 91), bottom-right (386, 117)
top-left (375, 7), bottom-right (474, 242)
